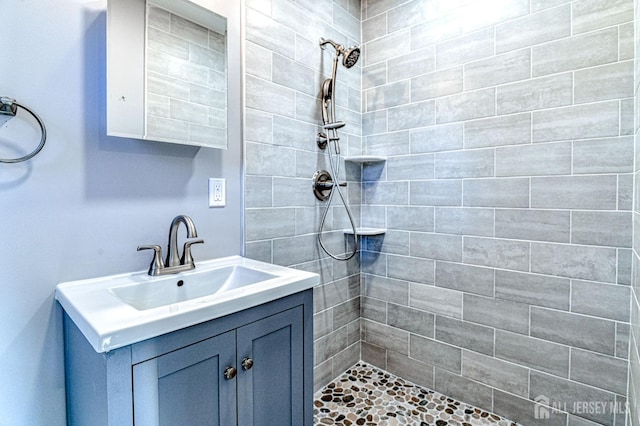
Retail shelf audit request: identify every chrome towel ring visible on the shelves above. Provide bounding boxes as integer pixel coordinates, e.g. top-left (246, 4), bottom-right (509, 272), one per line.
top-left (0, 96), bottom-right (47, 163)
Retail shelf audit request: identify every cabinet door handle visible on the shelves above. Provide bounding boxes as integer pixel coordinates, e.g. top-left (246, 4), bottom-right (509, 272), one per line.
top-left (241, 357), bottom-right (254, 371)
top-left (224, 366), bottom-right (237, 380)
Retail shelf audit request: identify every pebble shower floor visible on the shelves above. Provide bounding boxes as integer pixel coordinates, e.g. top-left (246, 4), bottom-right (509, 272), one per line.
top-left (313, 362), bottom-right (520, 426)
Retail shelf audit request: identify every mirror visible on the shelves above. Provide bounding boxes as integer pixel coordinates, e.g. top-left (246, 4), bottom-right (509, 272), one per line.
top-left (106, 0), bottom-right (238, 149)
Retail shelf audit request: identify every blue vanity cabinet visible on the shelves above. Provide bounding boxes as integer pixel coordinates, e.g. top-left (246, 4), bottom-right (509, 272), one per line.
top-left (63, 289), bottom-right (313, 426)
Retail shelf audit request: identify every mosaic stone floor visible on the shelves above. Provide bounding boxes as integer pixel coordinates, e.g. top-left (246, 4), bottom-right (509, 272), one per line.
top-left (314, 362), bottom-right (520, 426)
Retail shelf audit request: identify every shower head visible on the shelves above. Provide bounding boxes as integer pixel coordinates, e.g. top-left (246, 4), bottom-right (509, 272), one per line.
top-left (319, 38), bottom-right (360, 68)
top-left (341, 46), bottom-right (360, 68)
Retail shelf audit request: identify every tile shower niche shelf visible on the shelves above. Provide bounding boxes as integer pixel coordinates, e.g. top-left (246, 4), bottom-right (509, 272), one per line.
top-left (343, 227), bottom-right (387, 236)
top-left (344, 155), bottom-right (387, 163)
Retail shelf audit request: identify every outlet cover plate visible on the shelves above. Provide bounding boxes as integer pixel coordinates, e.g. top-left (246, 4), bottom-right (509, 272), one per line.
top-left (208, 178), bottom-right (226, 207)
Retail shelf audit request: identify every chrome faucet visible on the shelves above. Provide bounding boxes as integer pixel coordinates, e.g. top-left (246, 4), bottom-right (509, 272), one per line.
top-left (138, 215), bottom-right (204, 276)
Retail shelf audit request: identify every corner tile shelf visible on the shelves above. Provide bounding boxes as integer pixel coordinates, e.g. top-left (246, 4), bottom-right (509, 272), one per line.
top-left (344, 155), bottom-right (387, 163)
top-left (342, 156), bottom-right (387, 237)
top-left (343, 227), bottom-right (386, 236)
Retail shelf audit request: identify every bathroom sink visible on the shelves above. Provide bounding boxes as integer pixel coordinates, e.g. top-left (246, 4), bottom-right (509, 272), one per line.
top-left (55, 256), bottom-right (318, 353)
top-left (110, 265), bottom-right (278, 310)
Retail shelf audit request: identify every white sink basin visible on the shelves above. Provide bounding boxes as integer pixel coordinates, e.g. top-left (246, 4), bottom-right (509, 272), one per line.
top-left (55, 256), bottom-right (318, 353)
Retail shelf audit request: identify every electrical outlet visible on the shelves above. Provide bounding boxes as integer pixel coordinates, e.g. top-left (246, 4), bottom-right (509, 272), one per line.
top-left (208, 178), bottom-right (226, 207)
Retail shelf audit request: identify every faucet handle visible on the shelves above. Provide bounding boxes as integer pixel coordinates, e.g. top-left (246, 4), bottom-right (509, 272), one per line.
top-left (137, 245), bottom-right (164, 276)
top-left (182, 239), bottom-right (204, 266)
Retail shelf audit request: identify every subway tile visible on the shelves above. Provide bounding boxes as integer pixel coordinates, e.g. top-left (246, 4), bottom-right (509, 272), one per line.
top-left (387, 0), bottom-right (436, 33)
top-left (364, 181), bottom-right (409, 205)
top-left (434, 207), bottom-right (494, 237)
top-left (411, 123), bottom-right (464, 153)
top-left (388, 47), bottom-right (436, 82)
top-left (365, 0), bottom-right (407, 19)
top-left (572, 136), bottom-right (634, 174)
top-left (274, 115), bottom-right (318, 150)
top-left (363, 62), bottom-right (387, 90)
top-left (410, 283), bottom-right (463, 319)
top-left (362, 14), bottom-right (386, 43)
top-left (387, 254), bottom-right (434, 285)
top-left (619, 22), bottom-right (634, 60)
top-left (462, 350), bottom-right (529, 397)
top-left (435, 149), bottom-right (494, 179)
top-left (333, 297), bottom-right (360, 330)
top-left (386, 351), bottom-right (435, 390)
top-left (497, 73), bottom-right (573, 115)
top-left (435, 316), bottom-right (495, 356)
top-left (411, 67), bottom-right (463, 102)
top-left (387, 206), bottom-right (435, 232)
top-left (366, 131), bottom-right (410, 156)
top-left (436, 27), bottom-right (495, 69)
top-left (245, 142), bottom-right (296, 176)
top-left (246, 75), bottom-right (296, 118)
top-left (465, 49), bottom-right (531, 91)
top-left (411, 335), bottom-right (461, 373)
top-left (245, 176), bottom-right (272, 208)
top-left (362, 273), bottom-right (409, 305)
top-left (363, 320), bottom-right (409, 355)
top-left (615, 322), bottom-right (630, 359)
top-left (531, 307), bottom-right (616, 355)
top-left (314, 275), bottom-right (360, 313)
top-left (332, 2), bottom-right (359, 41)
top-left (366, 230), bottom-right (411, 256)
top-left (458, 0), bottom-right (530, 34)
top-left (495, 270), bottom-right (570, 310)
top-left (620, 98), bottom-right (634, 136)
top-left (387, 101), bottom-right (435, 131)
top-left (496, 330), bottom-right (570, 378)
top-left (361, 341), bottom-right (386, 368)
top-left (245, 241), bottom-right (272, 263)
top-left (366, 81), bottom-right (411, 111)
top-left (388, 303), bottom-right (435, 338)
top-left (570, 349), bottom-right (628, 395)
top-left (410, 232), bottom-right (463, 262)
top-left (531, 0), bottom-right (568, 12)
top-left (496, 5), bottom-right (571, 53)
top-left (434, 368), bottom-right (493, 410)
top-left (436, 88), bottom-right (496, 124)
top-left (532, 27), bottom-right (618, 77)
top-left (315, 327), bottom-right (348, 364)
top-left (245, 208), bottom-right (296, 241)
top-left (272, 54), bottom-right (317, 97)
top-left (387, 154), bottom-right (435, 181)
top-left (531, 242), bottom-right (617, 283)
top-left (411, 180), bottom-right (463, 206)
top-left (575, 61), bottom-right (633, 104)
top-left (494, 390), bottom-right (568, 426)
top-left (245, 7), bottom-right (295, 58)
top-left (572, 0), bottom-right (633, 34)
top-left (464, 113), bottom-right (531, 149)
top-left (363, 110), bottom-right (387, 135)
top-left (435, 261), bottom-right (494, 297)
top-left (571, 211), bottom-right (632, 248)
top-left (463, 178), bottom-right (530, 208)
top-left (618, 174), bottom-right (633, 211)
top-left (410, 14), bottom-right (463, 51)
top-left (496, 142), bottom-right (571, 177)
top-left (617, 248), bottom-right (632, 285)
top-left (361, 296), bottom-right (386, 323)
top-left (571, 280), bottom-right (631, 322)
top-left (531, 175), bottom-right (618, 210)
top-left (463, 294), bottom-right (529, 334)
top-left (366, 30), bottom-right (411, 65)
top-left (463, 237), bottom-right (530, 272)
top-left (495, 209), bottom-right (571, 243)
top-left (530, 371), bottom-right (616, 425)
top-left (273, 234), bottom-right (319, 265)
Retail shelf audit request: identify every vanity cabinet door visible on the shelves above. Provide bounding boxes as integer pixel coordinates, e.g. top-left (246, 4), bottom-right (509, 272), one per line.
top-left (236, 306), bottom-right (305, 426)
top-left (132, 330), bottom-right (237, 426)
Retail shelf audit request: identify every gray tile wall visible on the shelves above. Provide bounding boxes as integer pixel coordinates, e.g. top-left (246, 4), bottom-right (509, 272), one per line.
top-left (630, 0), bottom-right (640, 424)
top-left (361, 0), bottom-right (633, 425)
top-left (243, 0), bottom-right (362, 391)
top-left (146, 5), bottom-right (227, 145)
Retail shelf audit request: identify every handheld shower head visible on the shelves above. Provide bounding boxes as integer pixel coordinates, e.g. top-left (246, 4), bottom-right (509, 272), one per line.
top-left (319, 38), bottom-right (360, 68)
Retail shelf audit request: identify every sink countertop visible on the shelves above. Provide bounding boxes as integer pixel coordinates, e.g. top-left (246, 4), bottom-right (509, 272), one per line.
top-left (55, 255), bottom-right (319, 353)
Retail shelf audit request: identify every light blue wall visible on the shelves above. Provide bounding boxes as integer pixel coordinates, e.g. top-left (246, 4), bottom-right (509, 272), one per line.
top-left (0, 1), bottom-right (242, 424)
